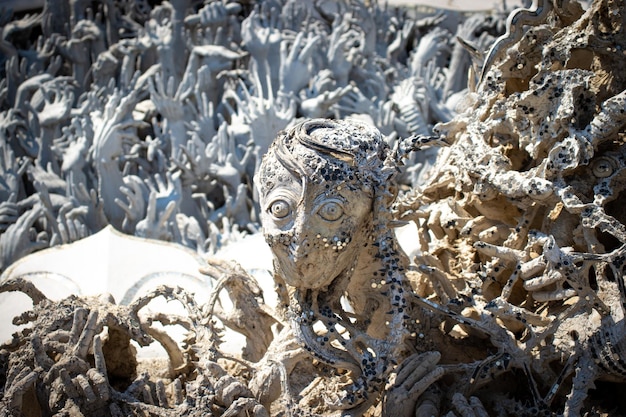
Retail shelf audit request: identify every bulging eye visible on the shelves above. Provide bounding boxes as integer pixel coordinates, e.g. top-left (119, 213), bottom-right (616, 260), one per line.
top-left (591, 157), bottom-right (615, 178)
top-left (318, 201), bottom-right (343, 221)
top-left (269, 199), bottom-right (291, 219)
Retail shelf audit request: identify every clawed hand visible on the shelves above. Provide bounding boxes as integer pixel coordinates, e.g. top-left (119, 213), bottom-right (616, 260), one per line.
top-left (382, 352), bottom-right (444, 417)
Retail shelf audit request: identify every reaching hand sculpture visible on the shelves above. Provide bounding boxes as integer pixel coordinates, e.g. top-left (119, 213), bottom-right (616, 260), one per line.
top-left (0, 0), bottom-right (485, 264)
top-left (278, 31), bottom-right (320, 96)
top-left (327, 17), bottom-right (363, 88)
top-left (241, 5), bottom-right (282, 99)
top-left (0, 206), bottom-right (47, 271)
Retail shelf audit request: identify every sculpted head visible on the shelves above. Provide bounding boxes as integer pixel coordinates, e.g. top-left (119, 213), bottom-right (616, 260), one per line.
top-left (257, 119), bottom-right (392, 290)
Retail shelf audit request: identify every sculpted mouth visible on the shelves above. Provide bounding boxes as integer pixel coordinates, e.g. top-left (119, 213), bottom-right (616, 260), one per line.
top-left (277, 257), bottom-right (343, 289)
top-left (284, 259), bottom-right (314, 276)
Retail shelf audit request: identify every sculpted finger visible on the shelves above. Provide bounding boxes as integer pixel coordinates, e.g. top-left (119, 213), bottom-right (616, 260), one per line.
top-left (393, 352), bottom-right (442, 400)
top-left (404, 366), bottom-right (444, 400)
top-left (155, 173), bottom-right (166, 191)
top-left (452, 393), bottom-right (477, 417)
top-left (468, 396), bottom-right (489, 417)
top-left (288, 31), bottom-right (304, 62)
top-left (114, 196), bottom-right (134, 217)
top-left (67, 218), bottom-right (83, 241)
top-left (0, 203), bottom-right (18, 221)
top-left (21, 205), bottom-right (44, 229)
top-left (395, 352), bottom-right (432, 385)
top-left (299, 35), bottom-right (321, 60)
top-left (158, 200), bottom-right (177, 230)
top-left (146, 190), bottom-right (158, 221)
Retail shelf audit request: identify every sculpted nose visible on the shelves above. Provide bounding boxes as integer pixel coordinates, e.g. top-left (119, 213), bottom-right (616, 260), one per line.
top-left (289, 236), bottom-right (309, 262)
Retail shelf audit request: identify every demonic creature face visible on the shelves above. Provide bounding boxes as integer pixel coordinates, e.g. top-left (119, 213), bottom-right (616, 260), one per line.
top-left (258, 119), bottom-right (389, 290)
top-left (259, 159), bottom-right (373, 289)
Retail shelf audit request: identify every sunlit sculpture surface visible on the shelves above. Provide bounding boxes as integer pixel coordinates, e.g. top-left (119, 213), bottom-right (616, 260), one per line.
top-left (2, 0), bottom-right (626, 416)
